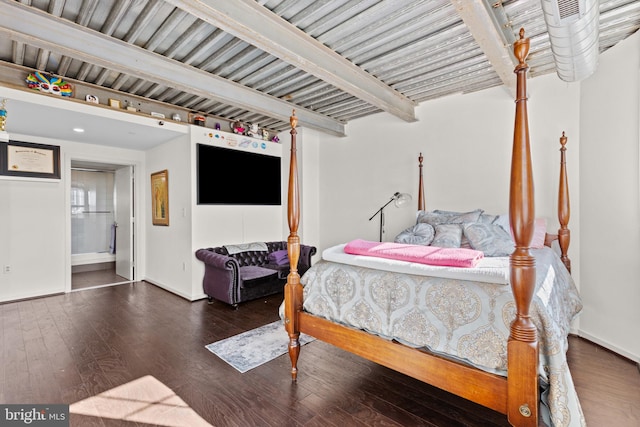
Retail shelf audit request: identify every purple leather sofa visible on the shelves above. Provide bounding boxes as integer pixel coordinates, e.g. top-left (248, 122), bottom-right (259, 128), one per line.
top-left (195, 241), bottom-right (316, 308)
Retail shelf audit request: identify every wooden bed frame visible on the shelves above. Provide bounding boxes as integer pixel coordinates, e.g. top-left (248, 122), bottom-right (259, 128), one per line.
top-left (283, 29), bottom-right (571, 427)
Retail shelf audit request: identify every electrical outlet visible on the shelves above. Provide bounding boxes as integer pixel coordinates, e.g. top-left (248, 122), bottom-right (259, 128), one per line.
top-left (3, 265), bottom-right (10, 273)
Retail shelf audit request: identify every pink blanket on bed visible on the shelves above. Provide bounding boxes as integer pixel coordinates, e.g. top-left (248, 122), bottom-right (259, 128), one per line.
top-left (343, 239), bottom-right (484, 268)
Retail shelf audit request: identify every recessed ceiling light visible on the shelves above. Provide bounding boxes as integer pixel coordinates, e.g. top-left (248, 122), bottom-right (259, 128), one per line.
top-left (73, 128), bottom-right (85, 133)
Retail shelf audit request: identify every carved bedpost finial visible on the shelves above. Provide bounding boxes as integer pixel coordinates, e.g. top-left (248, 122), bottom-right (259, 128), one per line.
top-left (513, 28), bottom-right (530, 70)
top-left (560, 131), bottom-right (567, 149)
top-left (290, 109), bottom-right (297, 129)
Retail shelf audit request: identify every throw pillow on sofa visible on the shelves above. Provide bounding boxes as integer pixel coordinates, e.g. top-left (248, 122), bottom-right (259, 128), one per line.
top-left (268, 249), bottom-right (289, 266)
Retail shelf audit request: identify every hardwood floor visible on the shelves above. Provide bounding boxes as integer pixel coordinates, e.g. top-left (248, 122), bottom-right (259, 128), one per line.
top-left (1, 282), bottom-right (638, 426)
top-left (72, 265), bottom-right (130, 290)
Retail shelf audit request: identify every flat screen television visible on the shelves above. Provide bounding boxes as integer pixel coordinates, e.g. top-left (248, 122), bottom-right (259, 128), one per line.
top-left (197, 143), bottom-right (282, 205)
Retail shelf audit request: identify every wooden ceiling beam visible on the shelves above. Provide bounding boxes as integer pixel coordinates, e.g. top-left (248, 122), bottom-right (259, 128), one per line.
top-left (0, 0), bottom-right (346, 136)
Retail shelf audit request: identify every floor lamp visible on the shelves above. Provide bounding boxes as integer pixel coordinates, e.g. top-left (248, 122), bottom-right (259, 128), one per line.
top-left (368, 192), bottom-right (412, 242)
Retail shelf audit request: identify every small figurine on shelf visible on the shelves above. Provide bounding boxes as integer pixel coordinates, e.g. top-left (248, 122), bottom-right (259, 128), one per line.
top-left (246, 122), bottom-right (260, 138)
top-left (271, 135), bottom-right (280, 143)
top-left (261, 128), bottom-right (269, 141)
top-left (0, 99), bottom-right (7, 132)
top-left (194, 115), bottom-right (205, 126)
top-left (231, 120), bottom-right (245, 134)
top-left (215, 122), bottom-right (221, 130)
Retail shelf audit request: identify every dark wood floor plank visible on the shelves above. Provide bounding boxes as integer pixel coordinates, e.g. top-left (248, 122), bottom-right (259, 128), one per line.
top-left (0, 281), bottom-right (637, 427)
top-left (567, 336), bottom-right (640, 427)
top-left (297, 342), bottom-right (469, 427)
top-left (3, 302), bottom-right (33, 403)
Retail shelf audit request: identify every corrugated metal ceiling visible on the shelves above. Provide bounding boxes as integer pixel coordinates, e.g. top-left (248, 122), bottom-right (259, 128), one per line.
top-left (0, 0), bottom-right (638, 136)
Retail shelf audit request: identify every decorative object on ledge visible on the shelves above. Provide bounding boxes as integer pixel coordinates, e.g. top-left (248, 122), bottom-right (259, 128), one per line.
top-left (150, 111), bottom-right (165, 119)
top-left (271, 135), bottom-right (280, 143)
top-left (261, 128), bottom-right (269, 141)
top-left (246, 122), bottom-right (260, 138)
top-left (85, 94), bottom-right (99, 104)
top-left (0, 140), bottom-right (61, 179)
top-left (194, 115), bottom-right (205, 126)
top-left (25, 71), bottom-right (72, 97)
top-left (0, 98), bottom-right (7, 131)
top-left (123, 100), bottom-right (137, 112)
top-left (150, 169), bottom-right (169, 226)
top-left (108, 98), bottom-right (121, 108)
top-left (230, 119), bottom-right (245, 134)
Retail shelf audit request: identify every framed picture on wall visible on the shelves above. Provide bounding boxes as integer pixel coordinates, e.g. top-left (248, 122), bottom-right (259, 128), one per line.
top-left (0, 140), bottom-right (61, 179)
top-left (151, 169), bottom-right (169, 226)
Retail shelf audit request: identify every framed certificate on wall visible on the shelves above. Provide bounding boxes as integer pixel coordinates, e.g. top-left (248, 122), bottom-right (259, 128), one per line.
top-left (0, 140), bottom-right (61, 179)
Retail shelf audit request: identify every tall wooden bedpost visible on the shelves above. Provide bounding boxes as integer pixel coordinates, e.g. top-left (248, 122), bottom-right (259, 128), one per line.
top-left (418, 152), bottom-right (425, 211)
top-left (558, 132), bottom-right (571, 272)
top-left (284, 110), bottom-right (303, 380)
top-left (507, 29), bottom-right (538, 427)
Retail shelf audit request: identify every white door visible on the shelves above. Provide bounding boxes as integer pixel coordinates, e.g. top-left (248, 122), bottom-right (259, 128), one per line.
top-left (115, 166), bottom-right (134, 280)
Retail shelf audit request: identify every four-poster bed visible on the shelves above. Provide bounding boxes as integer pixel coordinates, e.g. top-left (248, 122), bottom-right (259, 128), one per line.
top-left (282, 30), bottom-right (583, 427)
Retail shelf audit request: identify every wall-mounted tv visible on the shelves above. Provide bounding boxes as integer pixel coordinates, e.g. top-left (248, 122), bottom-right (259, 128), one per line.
top-left (197, 143), bottom-right (282, 205)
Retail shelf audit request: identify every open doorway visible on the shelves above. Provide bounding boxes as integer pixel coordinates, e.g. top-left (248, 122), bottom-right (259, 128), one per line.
top-left (70, 161), bottom-right (135, 290)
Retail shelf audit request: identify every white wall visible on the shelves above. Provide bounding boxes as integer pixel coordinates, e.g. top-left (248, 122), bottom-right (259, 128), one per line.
top-left (579, 31), bottom-right (640, 361)
top-left (0, 144), bottom-right (66, 302)
top-left (0, 133), bottom-right (145, 303)
top-left (144, 133), bottom-right (193, 299)
top-left (317, 74), bottom-right (580, 258)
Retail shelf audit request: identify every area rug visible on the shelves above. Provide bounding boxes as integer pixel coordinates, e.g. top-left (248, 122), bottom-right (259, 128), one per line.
top-left (205, 320), bottom-right (315, 373)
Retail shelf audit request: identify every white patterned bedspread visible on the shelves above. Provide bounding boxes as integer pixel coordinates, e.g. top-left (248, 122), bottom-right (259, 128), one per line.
top-left (300, 245), bottom-right (585, 427)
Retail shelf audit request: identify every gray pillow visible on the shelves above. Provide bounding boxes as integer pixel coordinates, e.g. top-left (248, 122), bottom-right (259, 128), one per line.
top-left (394, 223), bottom-right (435, 245)
top-left (493, 214), bottom-right (510, 234)
top-left (463, 223), bottom-right (515, 257)
top-left (417, 209), bottom-right (483, 226)
top-left (431, 224), bottom-right (462, 248)
top-left (478, 213), bottom-right (498, 224)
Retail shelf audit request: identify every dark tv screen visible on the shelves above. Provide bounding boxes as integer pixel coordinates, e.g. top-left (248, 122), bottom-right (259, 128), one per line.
top-left (197, 143), bottom-right (282, 205)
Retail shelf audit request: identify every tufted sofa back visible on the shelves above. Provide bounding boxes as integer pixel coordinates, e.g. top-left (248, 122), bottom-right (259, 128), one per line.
top-left (210, 241), bottom-right (287, 267)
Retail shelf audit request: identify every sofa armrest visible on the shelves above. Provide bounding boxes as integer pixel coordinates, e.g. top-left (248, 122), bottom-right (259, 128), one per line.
top-left (195, 248), bottom-right (238, 270)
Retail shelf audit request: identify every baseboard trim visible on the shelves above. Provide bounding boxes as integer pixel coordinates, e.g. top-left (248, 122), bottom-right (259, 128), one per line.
top-left (576, 331), bottom-right (640, 364)
top-left (0, 290), bottom-right (65, 304)
top-left (142, 278), bottom-right (194, 301)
